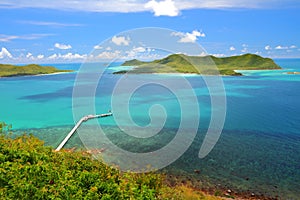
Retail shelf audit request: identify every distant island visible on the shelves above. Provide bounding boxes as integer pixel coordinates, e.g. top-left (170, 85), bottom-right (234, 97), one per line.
top-left (0, 64), bottom-right (73, 77)
top-left (117, 53), bottom-right (281, 76)
top-left (287, 71), bottom-right (300, 75)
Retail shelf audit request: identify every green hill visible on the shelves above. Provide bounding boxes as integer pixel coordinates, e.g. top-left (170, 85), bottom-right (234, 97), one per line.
top-left (0, 64), bottom-right (73, 77)
top-left (119, 54), bottom-right (281, 75)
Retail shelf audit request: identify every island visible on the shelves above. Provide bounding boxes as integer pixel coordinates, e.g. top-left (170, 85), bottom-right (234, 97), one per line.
top-left (287, 71), bottom-right (300, 75)
top-left (0, 64), bottom-right (73, 77)
top-left (116, 53), bottom-right (281, 76)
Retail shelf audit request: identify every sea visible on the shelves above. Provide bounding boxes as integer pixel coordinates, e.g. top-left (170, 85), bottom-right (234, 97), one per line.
top-left (0, 59), bottom-right (299, 199)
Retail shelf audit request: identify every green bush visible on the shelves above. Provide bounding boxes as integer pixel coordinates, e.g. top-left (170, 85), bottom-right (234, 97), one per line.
top-left (0, 131), bottom-right (161, 199)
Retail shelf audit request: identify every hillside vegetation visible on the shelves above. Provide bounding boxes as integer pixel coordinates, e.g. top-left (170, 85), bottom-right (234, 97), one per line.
top-left (119, 53), bottom-right (281, 75)
top-left (0, 64), bottom-right (72, 77)
top-left (0, 122), bottom-right (223, 200)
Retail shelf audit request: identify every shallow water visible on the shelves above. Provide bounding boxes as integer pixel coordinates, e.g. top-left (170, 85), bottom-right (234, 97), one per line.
top-left (2, 59), bottom-right (300, 199)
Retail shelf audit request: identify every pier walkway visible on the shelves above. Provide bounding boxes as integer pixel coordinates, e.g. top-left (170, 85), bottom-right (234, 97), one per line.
top-left (55, 112), bottom-right (113, 151)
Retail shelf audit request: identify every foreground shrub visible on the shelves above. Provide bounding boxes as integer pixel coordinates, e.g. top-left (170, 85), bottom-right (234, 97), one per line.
top-left (0, 133), bottom-right (161, 199)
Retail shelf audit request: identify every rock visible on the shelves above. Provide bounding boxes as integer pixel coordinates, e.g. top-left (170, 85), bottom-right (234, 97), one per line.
top-left (225, 193), bottom-right (231, 197)
top-left (227, 189), bottom-right (232, 193)
top-left (194, 169), bottom-right (201, 174)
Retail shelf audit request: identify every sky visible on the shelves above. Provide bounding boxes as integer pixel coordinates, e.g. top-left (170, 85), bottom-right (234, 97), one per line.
top-left (0, 0), bottom-right (300, 63)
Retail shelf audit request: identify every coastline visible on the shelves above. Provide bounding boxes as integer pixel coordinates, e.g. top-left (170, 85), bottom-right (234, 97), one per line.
top-left (33, 71), bottom-right (76, 77)
top-left (0, 71), bottom-right (75, 78)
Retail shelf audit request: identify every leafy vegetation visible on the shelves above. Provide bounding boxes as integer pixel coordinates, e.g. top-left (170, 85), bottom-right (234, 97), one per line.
top-left (120, 53), bottom-right (281, 75)
top-left (0, 122), bottom-right (225, 199)
top-left (0, 64), bottom-right (73, 77)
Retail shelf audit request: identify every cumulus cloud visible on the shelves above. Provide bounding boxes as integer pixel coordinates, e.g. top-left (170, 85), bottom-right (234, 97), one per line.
top-left (229, 46), bottom-right (236, 51)
top-left (112, 36), bottom-right (130, 46)
top-left (275, 45), bottom-right (289, 50)
top-left (0, 47), bottom-right (13, 58)
top-left (61, 53), bottom-right (87, 59)
top-left (126, 46), bottom-right (148, 57)
top-left (37, 54), bottom-right (44, 59)
top-left (48, 54), bottom-right (58, 59)
top-left (265, 45), bottom-right (272, 50)
top-left (24, 53), bottom-right (45, 60)
top-left (94, 45), bottom-right (103, 49)
top-left (47, 52), bottom-right (87, 60)
top-left (26, 52), bottom-right (33, 58)
top-left (212, 53), bottom-right (226, 57)
top-left (54, 43), bottom-right (72, 50)
top-left (132, 46), bottom-right (146, 53)
top-left (145, 0), bottom-right (179, 17)
top-left (96, 50), bottom-right (121, 59)
top-left (171, 30), bottom-right (205, 43)
top-left (290, 45), bottom-right (297, 49)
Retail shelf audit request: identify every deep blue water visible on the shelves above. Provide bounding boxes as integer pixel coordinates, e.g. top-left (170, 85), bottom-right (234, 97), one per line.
top-left (1, 59), bottom-right (300, 199)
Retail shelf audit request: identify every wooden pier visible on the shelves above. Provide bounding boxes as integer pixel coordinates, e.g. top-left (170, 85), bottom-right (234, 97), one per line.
top-left (55, 112), bottom-right (113, 151)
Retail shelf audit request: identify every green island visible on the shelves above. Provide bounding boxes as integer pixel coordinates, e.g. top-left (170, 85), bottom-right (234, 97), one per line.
top-left (0, 122), bottom-right (226, 200)
top-left (116, 53), bottom-right (281, 76)
top-left (0, 64), bottom-right (73, 77)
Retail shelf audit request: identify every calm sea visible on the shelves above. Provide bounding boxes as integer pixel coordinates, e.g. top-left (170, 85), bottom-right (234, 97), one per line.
top-left (1, 59), bottom-right (299, 199)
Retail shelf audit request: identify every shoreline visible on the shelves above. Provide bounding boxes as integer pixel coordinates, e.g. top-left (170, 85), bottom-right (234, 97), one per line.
top-left (0, 71), bottom-right (75, 78)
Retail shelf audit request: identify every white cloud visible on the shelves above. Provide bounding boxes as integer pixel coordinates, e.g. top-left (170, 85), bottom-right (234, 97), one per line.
top-left (48, 54), bottom-right (58, 59)
top-left (0, 47), bottom-right (13, 58)
top-left (290, 45), bottom-right (297, 49)
top-left (94, 45), bottom-right (103, 49)
top-left (54, 43), bottom-right (72, 50)
top-left (26, 52), bottom-right (33, 58)
top-left (48, 53), bottom-right (87, 60)
top-left (60, 53), bottom-right (87, 59)
top-left (265, 45), bottom-right (272, 50)
top-left (24, 53), bottom-right (45, 60)
top-left (0, 34), bottom-right (52, 42)
top-left (112, 36), bottom-right (130, 46)
top-left (132, 46), bottom-right (146, 53)
top-left (1, 0), bottom-right (295, 13)
top-left (106, 46), bottom-right (112, 51)
top-left (212, 53), bottom-right (226, 57)
top-left (229, 46), bottom-right (236, 51)
top-left (126, 46), bottom-right (148, 57)
top-left (145, 0), bottom-right (179, 17)
top-left (37, 54), bottom-right (44, 59)
top-left (241, 48), bottom-right (247, 53)
top-left (0, 35), bottom-right (19, 42)
top-left (275, 45), bottom-right (289, 50)
top-left (171, 30), bottom-right (205, 43)
top-left (96, 50), bottom-right (121, 59)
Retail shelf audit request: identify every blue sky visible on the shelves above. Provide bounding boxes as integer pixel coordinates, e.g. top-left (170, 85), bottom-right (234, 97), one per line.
top-left (0, 0), bottom-right (300, 63)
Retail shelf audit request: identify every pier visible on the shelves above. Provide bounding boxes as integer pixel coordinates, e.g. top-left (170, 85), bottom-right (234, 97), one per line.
top-left (55, 112), bottom-right (113, 151)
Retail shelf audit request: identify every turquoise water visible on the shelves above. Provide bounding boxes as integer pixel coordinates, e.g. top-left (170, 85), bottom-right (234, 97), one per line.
top-left (1, 60), bottom-right (300, 199)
